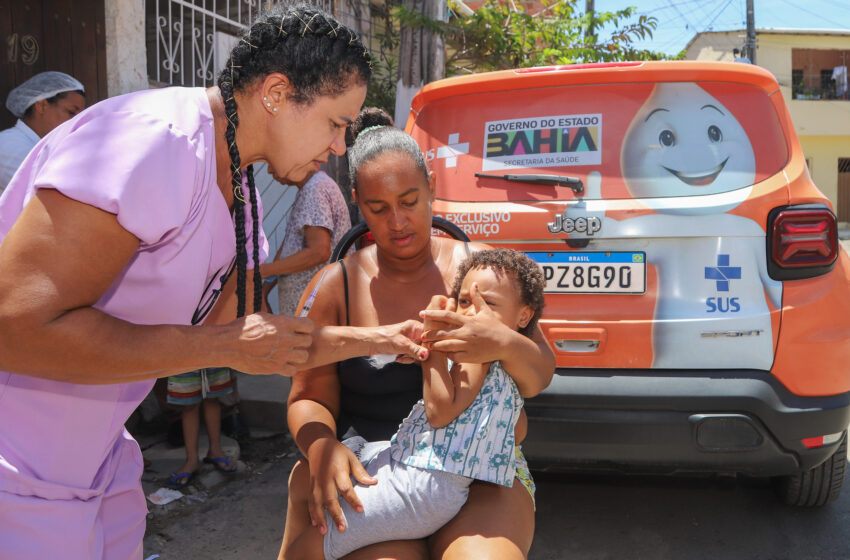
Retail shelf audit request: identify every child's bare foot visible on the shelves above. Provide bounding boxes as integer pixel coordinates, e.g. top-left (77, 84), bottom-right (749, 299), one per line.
top-left (174, 459), bottom-right (200, 476)
top-left (204, 454), bottom-right (237, 473)
top-left (165, 460), bottom-right (200, 489)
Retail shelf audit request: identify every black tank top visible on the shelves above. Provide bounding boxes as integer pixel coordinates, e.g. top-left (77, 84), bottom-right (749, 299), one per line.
top-left (336, 260), bottom-right (422, 441)
top-left (336, 356), bottom-right (422, 441)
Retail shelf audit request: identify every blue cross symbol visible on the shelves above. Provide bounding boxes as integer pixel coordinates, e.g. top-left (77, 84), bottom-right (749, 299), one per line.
top-left (705, 254), bottom-right (741, 292)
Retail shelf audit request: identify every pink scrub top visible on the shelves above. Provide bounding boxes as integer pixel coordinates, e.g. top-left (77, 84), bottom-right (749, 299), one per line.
top-left (0, 87), bottom-right (268, 502)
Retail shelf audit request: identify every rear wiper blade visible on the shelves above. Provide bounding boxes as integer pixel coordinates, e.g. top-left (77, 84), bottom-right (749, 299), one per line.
top-left (474, 172), bottom-right (584, 194)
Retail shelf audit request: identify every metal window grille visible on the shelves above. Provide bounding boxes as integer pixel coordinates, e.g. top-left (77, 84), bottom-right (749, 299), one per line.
top-left (147, 0), bottom-right (268, 88)
top-left (838, 158), bottom-right (850, 223)
top-left (145, 0), bottom-right (383, 89)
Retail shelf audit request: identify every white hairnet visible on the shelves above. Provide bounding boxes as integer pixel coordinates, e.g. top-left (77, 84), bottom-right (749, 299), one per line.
top-left (5, 71), bottom-right (85, 118)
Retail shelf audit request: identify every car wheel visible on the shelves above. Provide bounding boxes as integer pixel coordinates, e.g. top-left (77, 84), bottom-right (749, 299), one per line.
top-left (775, 432), bottom-right (847, 507)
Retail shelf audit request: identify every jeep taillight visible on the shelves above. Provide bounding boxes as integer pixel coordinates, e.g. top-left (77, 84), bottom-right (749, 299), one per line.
top-left (767, 206), bottom-right (838, 280)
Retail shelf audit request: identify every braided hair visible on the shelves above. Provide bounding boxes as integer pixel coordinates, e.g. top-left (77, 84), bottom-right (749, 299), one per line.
top-left (217, 3), bottom-right (371, 317)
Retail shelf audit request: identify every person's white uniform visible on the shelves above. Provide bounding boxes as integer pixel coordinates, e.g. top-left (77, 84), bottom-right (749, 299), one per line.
top-left (0, 71), bottom-right (85, 194)
top-left (0, 120), bottom-right (39, 192)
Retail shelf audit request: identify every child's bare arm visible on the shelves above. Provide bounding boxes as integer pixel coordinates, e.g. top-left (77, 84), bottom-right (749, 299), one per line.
top-left (421, 295), bottom-right (454, 426)
top-left (422, 296), bottom-right (491, 427)
top-left (422, 358), bottom-right (490, 428)
top-left (422, 349), bottom-right (453, 427)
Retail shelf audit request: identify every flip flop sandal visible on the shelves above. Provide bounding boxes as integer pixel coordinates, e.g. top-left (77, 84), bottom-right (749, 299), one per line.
top-left (164, 470), bottom-right (197, 489)
top-left (203, 456), bottom-right (238, 474)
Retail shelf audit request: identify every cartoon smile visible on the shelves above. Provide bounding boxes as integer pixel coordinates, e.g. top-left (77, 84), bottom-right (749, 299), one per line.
top-left (662, 157), bottom-right (729, 186)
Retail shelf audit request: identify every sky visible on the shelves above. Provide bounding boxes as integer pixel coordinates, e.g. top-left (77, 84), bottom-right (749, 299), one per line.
top-left (594, 0), bottom-right (850, 56)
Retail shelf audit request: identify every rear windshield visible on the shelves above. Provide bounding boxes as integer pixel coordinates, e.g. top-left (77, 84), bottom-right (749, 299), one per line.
top-left (410, 81), bottom-right (789, 202)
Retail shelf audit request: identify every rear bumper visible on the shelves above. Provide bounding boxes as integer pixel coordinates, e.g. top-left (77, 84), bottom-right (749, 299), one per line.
top-left (523, 369), bottom-right (850, 476)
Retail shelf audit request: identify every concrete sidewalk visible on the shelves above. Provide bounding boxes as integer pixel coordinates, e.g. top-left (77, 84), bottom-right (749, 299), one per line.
top-left (141, 431), bottom-right (299, 559)
top-left (140, 431), bottom-right (243, 500)
top-left (235, 372), bottom-right (291, 433)
top-left (138, 370), bottom-right (293, 535)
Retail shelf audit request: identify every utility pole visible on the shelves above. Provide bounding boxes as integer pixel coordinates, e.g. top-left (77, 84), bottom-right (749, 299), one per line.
top-left (395, 0), bottom-right (446, 127)
top-left (745, 0), bottom-right (756, 64)
top-left (586, 0), bottom-right (596, 44)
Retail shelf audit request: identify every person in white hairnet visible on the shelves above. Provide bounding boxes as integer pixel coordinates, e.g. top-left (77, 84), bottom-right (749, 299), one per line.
top-left (0, 71), bottom-right (86, 193)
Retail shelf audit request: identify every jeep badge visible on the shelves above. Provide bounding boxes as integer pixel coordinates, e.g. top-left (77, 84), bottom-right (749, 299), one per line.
top-left (547, 214), bottom-right (602, 235)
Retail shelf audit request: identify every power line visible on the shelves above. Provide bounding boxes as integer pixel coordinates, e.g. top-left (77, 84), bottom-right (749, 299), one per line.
top-left (820, 0), bottom-right (850, 14)
top-left (642, 0), bottom-right (705, 15)
top-left (619, 0), bottom-right (733, 55)
top-left (776, 0), bottom-right (850, 29)
top-left (655, 27), bottom-right (699, 52)
top-left (703, 0), bottom-right (736, 31)
top-left (679, 1), bottom-right (722, 24)
top-left (633, 0), bottom-right (850, 56)
top-left (665, 0), bottom-right (697, 31)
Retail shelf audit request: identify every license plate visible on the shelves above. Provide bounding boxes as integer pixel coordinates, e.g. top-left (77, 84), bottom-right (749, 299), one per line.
top-left (526, 252), bottom-right (646, 294)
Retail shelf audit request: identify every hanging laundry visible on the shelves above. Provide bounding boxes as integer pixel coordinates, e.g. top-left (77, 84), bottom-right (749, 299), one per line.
top-left (832, 65), bottom-right (847, 98)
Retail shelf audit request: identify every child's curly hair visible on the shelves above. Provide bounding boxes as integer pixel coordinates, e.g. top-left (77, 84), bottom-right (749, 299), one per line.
top-left (451, 249), bottom-right (545, 337)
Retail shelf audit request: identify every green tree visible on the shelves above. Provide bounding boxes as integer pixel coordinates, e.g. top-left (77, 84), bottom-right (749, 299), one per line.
top-left (396, 0), bottom-right (672, 76)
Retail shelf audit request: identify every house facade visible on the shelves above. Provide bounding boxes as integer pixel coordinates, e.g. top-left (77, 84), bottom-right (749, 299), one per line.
top-left (685, 29), bottom-right (850, 222)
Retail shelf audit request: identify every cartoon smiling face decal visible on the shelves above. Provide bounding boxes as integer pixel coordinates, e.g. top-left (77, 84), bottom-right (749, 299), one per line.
top-left (621, 82), bottom-right (756, 203)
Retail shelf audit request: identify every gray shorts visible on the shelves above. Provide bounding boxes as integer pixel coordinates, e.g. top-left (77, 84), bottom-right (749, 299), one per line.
top-left (323, 437), bottom-right (472, 560)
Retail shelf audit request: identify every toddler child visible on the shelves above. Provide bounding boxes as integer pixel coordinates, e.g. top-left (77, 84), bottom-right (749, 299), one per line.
top-left (164, 367), bottom-right (238, 488)
top-left (285, 248), bottom-right (545, 559)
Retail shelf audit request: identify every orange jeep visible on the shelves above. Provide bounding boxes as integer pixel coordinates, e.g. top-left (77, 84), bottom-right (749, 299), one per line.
top-left (405, 61), bottom-right (850, 506)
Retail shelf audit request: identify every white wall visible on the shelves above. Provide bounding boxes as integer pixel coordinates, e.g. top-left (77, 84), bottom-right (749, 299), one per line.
top-left (105, 0), bottom-right (148, 96)
top-left (685, 31), bottom-right (743, 62)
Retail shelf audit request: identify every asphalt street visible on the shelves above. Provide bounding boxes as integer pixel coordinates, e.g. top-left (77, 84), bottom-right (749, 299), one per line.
top-left (142, 436), bottom-right (850, 560)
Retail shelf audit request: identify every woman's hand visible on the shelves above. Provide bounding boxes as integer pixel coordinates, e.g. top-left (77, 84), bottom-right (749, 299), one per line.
top-left (224, 312), bottom-right (314, 375)
top-left (420, 283), bottom-right (510, 364)
top-left (421, 282), bottom-right (555, 396)
top-left (367, 319), bottom-right (429, 363)
top-left (306, 437), bottom-right (377, 534)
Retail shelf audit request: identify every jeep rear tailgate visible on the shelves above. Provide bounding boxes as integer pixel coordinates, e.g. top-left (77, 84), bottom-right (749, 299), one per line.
top-left (408, 63), bottom-right (791, 370)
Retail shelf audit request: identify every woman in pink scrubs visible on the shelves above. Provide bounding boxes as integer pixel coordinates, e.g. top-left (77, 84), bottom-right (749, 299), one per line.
top-left (0, 6), bottom-right (426, 559)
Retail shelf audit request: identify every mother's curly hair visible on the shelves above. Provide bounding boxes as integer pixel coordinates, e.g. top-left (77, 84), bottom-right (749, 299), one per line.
top-left (451, 249), bottom-right (545, 337)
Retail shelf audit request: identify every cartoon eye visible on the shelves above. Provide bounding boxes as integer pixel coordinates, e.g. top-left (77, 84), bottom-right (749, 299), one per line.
top-left (658, 129), bottom-right (675, 147)
top-left (707, 125), bottom-right (722, 143)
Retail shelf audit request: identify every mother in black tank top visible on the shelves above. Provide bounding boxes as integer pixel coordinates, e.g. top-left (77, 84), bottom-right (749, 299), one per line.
top-left (279, 110), bottom-right (555, 560)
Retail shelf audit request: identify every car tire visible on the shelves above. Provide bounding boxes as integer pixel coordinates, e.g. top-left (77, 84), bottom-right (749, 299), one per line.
top-left (774, 432), bottom-right (847, 507)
